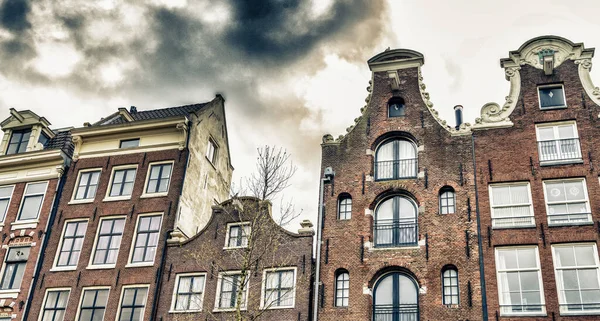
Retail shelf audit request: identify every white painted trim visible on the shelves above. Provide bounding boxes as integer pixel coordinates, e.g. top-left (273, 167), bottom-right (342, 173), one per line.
top-left (537, 83), bottom-right (567, 110)
top-left (70, 168), bottom-right (103, 203)
top-left (74, 286), bottom-right (111, 321)
top-left (213, 270), bottom-right (249, 312)
top-left (38, 288), bottom-right (71, 321)
top-left (542, 178), bottom-right (591, 226)
top-left (126, 213), bottom-right (163, 266)
top-left (115, 284), bottom-right (150, 321)
top-left (15, 180), bottom-right (48, 222)
top-left (87, 215), bottom-right (127, 270)
top-left (169, 272), bottom-right (207, 313)
top-left (223, 222), bottom-right (251, 250)
top-left (103, 165), bottom-right (138, 202)
top-left (259, 267), bottom-right (297, 310)
top-left (0, 185), bottom-right (14, 224)
top-left (140, 160), bottom-right (174, 198)
top-left (488, 182), bottom-right (535, 229)
top-left (51, 219), bottom-right (89, 271)
top-left (0, 245), bottom-right (32, 293)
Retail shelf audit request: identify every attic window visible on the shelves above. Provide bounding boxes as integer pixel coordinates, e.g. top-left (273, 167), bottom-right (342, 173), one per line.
top-left (38, 132), bottom-right (50, 147)
top-left (119, 138), bottom-right (140, 149)
top-left (6, 129), bottom-right (31, 155)
top-left (388, 98), bottom-right (406, 117)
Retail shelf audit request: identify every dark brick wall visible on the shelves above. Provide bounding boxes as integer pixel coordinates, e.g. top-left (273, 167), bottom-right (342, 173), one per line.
top-left (28, 149), bottom-right (187, 321)
top-left (155, 197), bottom-right (314, 321)
top-left (474, 60), bottom-right (600, 320)
top-left (318, 65), bottom-right (482, 320)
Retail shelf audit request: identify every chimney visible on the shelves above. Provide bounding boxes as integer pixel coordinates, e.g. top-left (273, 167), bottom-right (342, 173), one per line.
top-left (454, 105), bottom-right (463, 130)
top-left (130, 106), bottom-right (137, 114)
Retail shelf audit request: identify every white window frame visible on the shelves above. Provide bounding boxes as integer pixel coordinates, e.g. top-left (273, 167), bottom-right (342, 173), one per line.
top-left (140, 161), bottom-right (174, 198)
top-left (224, 222), bottom-right (251, 249)
top-left (115, 284), bottom-right (150, 321)
top-left (51, 219), bottom-right (89, 272)
top-left (260, 267), bottom-right (297, 310)
top-left (213, 271), bottom-right (249, 312)
top-left (338, 196), bottom-right (352, 220)
top-left (104, 165), bottom-right (138, 202)
top-left (169, 272), bottom-right (207, 313)
top-left (552, 243), bottom-right (600, 316)
top-left (0, 245), bottom-right (31, 296)
top-left (70, 168), bottom-right (102, 204)
top-left (0, 185), bottom-right (14, 225)
top-left (15, 181), bottom-right (48, 223)
top-left (74, 286), bottom-right (110, 321)
top-left (206, 138), bottom-right (218, 165)
top-left (39, 287), bottom-right (71, 321)
top-left (495, 246), bottom-right (546, 316)
top-left (126, 213), bottom-right (163, 268)
top-left (542, 178), bottom-right (592, 226)
top-left (87, 215), bottom-right (126, 269)
top-left (537, 83), bottom-right (567, 110)
top-left (535, 121), bottom-right (582, 165)
top-left (489, 182), bottom-right (535, 229)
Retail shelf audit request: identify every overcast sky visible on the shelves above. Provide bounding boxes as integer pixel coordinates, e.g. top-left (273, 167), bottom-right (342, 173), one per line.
top-left (1, 0), bottom-right (599, 230)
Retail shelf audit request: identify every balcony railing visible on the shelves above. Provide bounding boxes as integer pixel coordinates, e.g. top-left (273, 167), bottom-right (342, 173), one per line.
top-left (500, 304), bottom-right (545, 315)
top-left (375, 159), bottom-right (418, 181)
top-left (374, 220), bottom-right (418, 248)
top-left (492, 215), bottom-right (535, 228)
top-left (548, 212), bottom-right (592, 226)
top-left (538, 138), bottom-right (582, 163)
top-left (373, 304), bottom-right (419, 321)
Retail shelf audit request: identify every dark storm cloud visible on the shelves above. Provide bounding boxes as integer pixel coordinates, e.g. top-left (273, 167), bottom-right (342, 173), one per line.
top-left (0, 0), bottom-right (31, 32)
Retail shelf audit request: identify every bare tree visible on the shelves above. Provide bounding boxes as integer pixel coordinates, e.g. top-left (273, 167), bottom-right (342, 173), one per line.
top-left (247, 146), bottom-right (296, 201)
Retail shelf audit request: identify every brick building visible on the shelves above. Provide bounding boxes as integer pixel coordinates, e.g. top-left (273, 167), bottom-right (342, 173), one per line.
top-left (0, 109), bottom-right (72, 320)
top-left (155, 196), bottom-right (314, 321)
top-left (26, 96), bottom-right (233, 321)
top-left (316, 49), bottom-right (482, 320)
top-left (472, 36), bottom-right (600, 320)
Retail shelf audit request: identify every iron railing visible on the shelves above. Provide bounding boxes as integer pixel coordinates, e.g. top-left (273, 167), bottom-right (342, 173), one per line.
top-left (500, 304), bottom-right (545, 314)
top-left (374, 220), bottom-right (418, 248)
top-left (548, 212), bottom-right (592, 226)
top-left (373, 304), bottom-right (419, 321)
top-left (538, 138), bottom-right (582, 163)
top-left (375, 159), bottom-right (418, 180)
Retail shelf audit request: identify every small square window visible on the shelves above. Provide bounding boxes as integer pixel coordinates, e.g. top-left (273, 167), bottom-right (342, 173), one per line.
top-left (145, 163), bottom-right (173, 195)
top-left (215, 272), bottom-right (248, 310)
top-left (109, 168), bottom-right (137, 198)
top-left (77, 288), bottom-right (109, 321)
top-left (74, 170), bottom-right (101, 201)
top-left (173, 274), bottom-right (206, 312)
top-left (262, 269), bottom-right (296, 309)
top-left (119, 138), bottom-right (140, 149)
top-left (538, 85), bottom-right (566, 109)
top-left (206, 139), bottom-right (217, 164)
top-left (225, 223), bottom-right (250, 249)
top-left (117, 286), bottom-right (148, 321)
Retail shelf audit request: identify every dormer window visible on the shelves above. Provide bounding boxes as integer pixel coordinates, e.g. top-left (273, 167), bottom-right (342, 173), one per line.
top-left (6, 128), bottom-right (31, 155)
top-left (388, 98), bottom-right (406, 117)
top-left (38, 132), bottom-right (50, 147)
top-left (538, 84), bottom-right (566, 109)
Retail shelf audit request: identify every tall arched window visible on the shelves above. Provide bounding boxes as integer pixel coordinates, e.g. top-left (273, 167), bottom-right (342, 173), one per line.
top-left (335, 270), bottom-right (349, 307)
top-left (442, 266), bottom-right (459, 305)
top-left (373, 272), bottom-right (419, 321)
top-left (388, 98), bottom-right (406, 118)
top-left (374, 195), bottom-right (418, 248)
top-left (439, 186), bottom-right (456, 214)
top-left (338, 194), bottom-right (352, 220)
top-left (375, 139), bottom-right (417, 180)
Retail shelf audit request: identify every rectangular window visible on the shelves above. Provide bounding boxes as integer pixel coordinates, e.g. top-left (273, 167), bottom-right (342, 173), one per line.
top-left (109, 168), bottom-right (136, 198)
top-left (38, 132), bottom-right (50, 147)
top-left (6, 128), bottom-right (31, 155)
top-left (496, 247), bottom-right (545, 316)
top-left (77, 288), bottom-right (109, 321)
top-left (543, 178), bottom-right (591, 226)
top-left (489, 183), bottom-right (534, 228)
top-left (119, 138), bottom-right (140, 149)
top-left (216, 272), bottom-right (248, 310)
top-left (56, 220), bottom-right (88, 268)
top-left (91, 218), bottom-right (125, 266)
top-left (536, 122), bottom-right (581, 164)
top-left (145, 163), bottom-right (172, 194)
top-left (263, 269), bottom-right (295, 309)
top-left (0, 186), bottom-right (14, 223)
top-left (117, 286), bottom-right (148, 321)
top-left (131, 215), bottom-right (162, 264)
top-left (538, 84), bottom-right (566, 109)
top-left (173, 274), bottom-right (206, 312)
top-left (18, 181), bottom-right (48, 221)
top-left (41, 289), bottom-right (70, 321)
top-left (0, 247), bottom-right (30, 290)
top-left (206, 139), bottom-right (217, 164)
top-left (553, 243), bottom-right (600, 315)
top-left (226, 223), bottom-right (250, 248)
top-left (74, 170), bottom-right (101, 201)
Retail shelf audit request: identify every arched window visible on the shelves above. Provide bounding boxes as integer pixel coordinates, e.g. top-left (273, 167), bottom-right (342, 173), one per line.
top-left (375, 139), bottom-right (417, 180)
top-left (439, 187), bottom-right (456, 214)
top-left (374, 195), bottom-right (418, 248)
top-left (338, 194), bottom-right (352, 220)
top-left (335, 270), bottom-right (349, 307)
top-left (373, 272), bottom-right (419, 320)
top-left (388, 98), bottom-right (406, 118)
top-left (442, 266), bottom-right (459, 305)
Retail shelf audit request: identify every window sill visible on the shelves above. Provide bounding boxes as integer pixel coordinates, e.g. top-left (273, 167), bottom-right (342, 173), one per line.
top-left (370, 245), bottom-right (420, 251)
top-left (169, 309), bottom-right (203, 314)
top-left (539, 105), bottom-right (567, 110)
top-left (50, 266), bottom-right (77, 272)
top-left (102, 196), bottom-right (132, 202)
top-left (540, 159), bottom-right (583, 167)
top-left (491, 225), bottom-right (536, 230)
top-left (260, 305), bottom-right (295, 310)
top-left (11, 220), bottom-right (39, 230)
top-left (223, 246), bottom-right (249, 250)
top-left (140, 192), bottom-right (168, 199)
top-left (501, 312), bottom-right (547, 317)
top-left (548, 221), bottom-right (594, 227)
top-left (559, 311), bottom-right (600, 316)
top-left (0, 289), bottom-right (19, 299)
top-left (125, 262), bottom-right (154, 268)
top-left (86, 264), bottom-right (116, 270)
top-left (213, 307), bottom-right (247, 313)
top-left (68, 199), bottom-right (95, 205)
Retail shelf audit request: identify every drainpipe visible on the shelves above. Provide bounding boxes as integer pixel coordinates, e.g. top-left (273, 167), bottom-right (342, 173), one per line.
top-left (472, 134), bottom-right (488, 321)
top-left (313, 167), bottom-right (334, 321)
top-left (22, 163), bottom-right (69, 321)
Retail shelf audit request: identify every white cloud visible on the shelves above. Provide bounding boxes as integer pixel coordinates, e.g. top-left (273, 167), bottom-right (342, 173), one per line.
top-left (31, 42), bottom-right (82, 78)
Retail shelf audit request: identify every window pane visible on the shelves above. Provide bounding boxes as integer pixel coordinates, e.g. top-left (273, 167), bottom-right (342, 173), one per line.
top-left (539, 86), bottom-right (565, 108)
